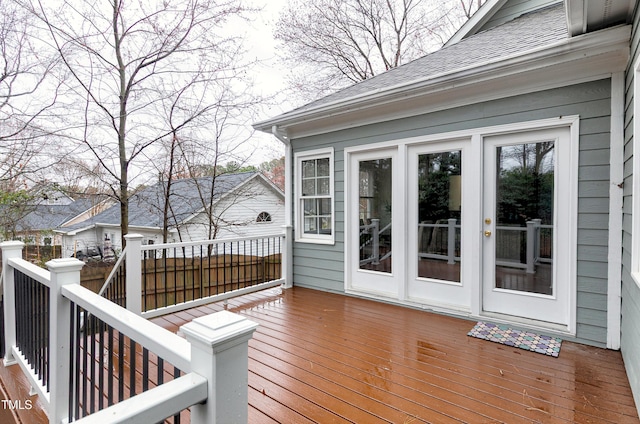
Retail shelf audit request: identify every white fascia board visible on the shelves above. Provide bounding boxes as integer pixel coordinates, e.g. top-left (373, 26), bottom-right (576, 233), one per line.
top-left (62, 224), bottom-right (97, 236)
top-left (255, 25), bottom-right (630, 139)
top-left (254, 172), bottom-right (286, 199)
top-left (128, 225), bottom-right (162, 231)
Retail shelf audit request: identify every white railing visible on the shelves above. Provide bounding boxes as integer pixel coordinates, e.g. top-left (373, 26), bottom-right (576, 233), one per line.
top-left (360, 219), bottom-right (392, 266)
top-left (1, 240), bottom-right (259, 424)
top-left (418, 218), bottom-right (460, 265)
top-left (496, 219), bottom-right (552, 273)
top-left (117, 231), bottom-right (287, 319)
top-left (90, 230), bottom-right (290, 318)
top-left (416, 218), bottom-right (551, 273)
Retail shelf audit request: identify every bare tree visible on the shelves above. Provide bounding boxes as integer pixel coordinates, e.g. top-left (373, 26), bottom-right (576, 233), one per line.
top-left (23, 0), bottom-right (256, 248)
top-left (460, 0), bottom-right (486, 19)
top-left (275, 0), bottom-right (483, 100)
top-left (0, 0), bottom-right (62, 188)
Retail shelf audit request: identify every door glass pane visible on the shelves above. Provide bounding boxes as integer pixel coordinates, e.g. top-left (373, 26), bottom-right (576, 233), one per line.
top-left (417, 151), bottom-right (461, 282)
top-left (359, 158), bottom-right (392, 273)
top-left (495, 141), bottom-right (554, 295)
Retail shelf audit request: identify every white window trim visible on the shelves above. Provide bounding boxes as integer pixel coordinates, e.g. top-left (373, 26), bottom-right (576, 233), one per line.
top-left (632, 58), bottom-right (640, 288)
top-left (294, 148), bottom-right (335, 244)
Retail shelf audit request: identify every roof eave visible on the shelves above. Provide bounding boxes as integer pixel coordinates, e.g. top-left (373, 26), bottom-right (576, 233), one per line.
top-left (254, 25), bottom-right (630, 139)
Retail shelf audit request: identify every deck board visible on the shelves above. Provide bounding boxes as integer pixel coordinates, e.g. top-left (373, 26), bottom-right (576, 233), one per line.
top-left (1, 286), bottom-right (638, 423)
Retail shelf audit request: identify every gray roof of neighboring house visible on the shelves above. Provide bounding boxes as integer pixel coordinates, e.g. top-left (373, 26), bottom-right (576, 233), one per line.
top-left (60, 172), bottom-right (274, 232)
top-left (16, 197), bottom-right (100, 232)
top-left (256, 3), bottom-right (568, 127)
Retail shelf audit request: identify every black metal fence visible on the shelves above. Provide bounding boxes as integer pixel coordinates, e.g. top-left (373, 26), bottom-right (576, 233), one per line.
top-left (100, 257), bottom-right (127, 308)
top-left (68, 301), bottom-right (184, 422)
top-left (0, 292), bottom-right (5, 358)
top-left (14, 268), bottom-right (50, 391)
top-left (141, 235), bottom-right (283, 312)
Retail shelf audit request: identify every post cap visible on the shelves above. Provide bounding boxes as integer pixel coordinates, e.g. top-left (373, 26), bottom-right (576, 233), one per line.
top-left (180, 311), bottom-right (258, 349)
top-left (46, 258), bottom-right (85, 273)
top-left (0, 241), bottom-right (25, 251)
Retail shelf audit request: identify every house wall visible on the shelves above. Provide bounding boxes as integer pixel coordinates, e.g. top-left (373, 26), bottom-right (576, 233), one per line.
top-left (177, 178), bottom-right (285, 242)
top-left (621, 2), bottom-right (640, 412)
top-left (291, 78), bottom-right (613, 347)
top-left (60, 227), bottom-right (160, 257)
top-left (479, 0), bottom-right (561, 31)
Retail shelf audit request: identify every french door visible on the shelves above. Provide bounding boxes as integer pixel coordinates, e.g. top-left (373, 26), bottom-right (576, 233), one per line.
top-left (346, 148), bottom-right (400, 297)
top-left (482, 127), bottom-right (573, 325)
top-left (407, 139), bottom-right (473, 310)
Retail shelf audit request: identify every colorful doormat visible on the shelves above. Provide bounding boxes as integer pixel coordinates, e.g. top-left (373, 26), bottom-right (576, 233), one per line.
top-left (467, 321), bottom-right (562, 357)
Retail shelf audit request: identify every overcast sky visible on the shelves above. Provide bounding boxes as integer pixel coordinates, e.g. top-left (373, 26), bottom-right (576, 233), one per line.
top-left (240, 0), bottom-right (291, 165)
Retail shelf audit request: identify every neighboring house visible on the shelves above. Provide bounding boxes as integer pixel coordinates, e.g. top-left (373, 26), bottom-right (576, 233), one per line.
top-left (2, 183), bottom-right (112, 247)
top-left (254, 0), bottom-right (640, 412)
top-left (15, 197), bottom-right (110, 246)
top-left (55, 172), bottom-right (285, 257)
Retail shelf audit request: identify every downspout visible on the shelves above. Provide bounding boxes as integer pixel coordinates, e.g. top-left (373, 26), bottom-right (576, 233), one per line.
top-left (272, 125), bottom-right (294, 289)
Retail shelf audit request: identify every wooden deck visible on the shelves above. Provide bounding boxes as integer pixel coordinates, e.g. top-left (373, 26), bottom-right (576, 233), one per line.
top-left (2, 286), bottom-right (639, 423)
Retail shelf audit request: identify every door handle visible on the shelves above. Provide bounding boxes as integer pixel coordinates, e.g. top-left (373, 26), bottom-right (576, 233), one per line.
top-left (484, 230), bottom-right (492, 237)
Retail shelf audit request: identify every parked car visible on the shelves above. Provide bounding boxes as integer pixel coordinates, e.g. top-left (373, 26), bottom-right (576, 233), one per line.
top-left (72, 246), bottom-right (103, 262)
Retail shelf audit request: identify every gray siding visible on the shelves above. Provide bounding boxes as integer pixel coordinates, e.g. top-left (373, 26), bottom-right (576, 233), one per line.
top-left (479, 0), bottom-right (561, 32)
top-left (291, 78), bottom-right (613, 347)
top-left (621, 2), bottom-right (640, 412)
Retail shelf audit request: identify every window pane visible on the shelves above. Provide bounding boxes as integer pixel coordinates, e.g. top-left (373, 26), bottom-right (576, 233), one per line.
top-left (304, 217), bottom-right (317, 233)
top-left (417, 151), bottom-right (461, 282)
top-left (302, 179), bottom-right (315, 196)
top-left (359, 158), bottom-right (392, 273)
top-left (302, 160), bottom-right (316, 178)
top-left (317, 177), bottom-right (330, 195)
top-left (320, 217), bottom-right (332, 233)
top-left (319, 198), bottom-right (331, 215)
top-left (303, 199), bottom-right (317, 215)
top-left (317, 158), bottom-right (330, 176)
top-left (495, 141), bottom-right (554, 295)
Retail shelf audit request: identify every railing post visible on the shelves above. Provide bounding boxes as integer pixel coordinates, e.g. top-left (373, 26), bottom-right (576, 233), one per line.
top-left (1, 241), bottom-right (25, 365)
top-left (526, 221), bottom-right (536, 274)
top-left (282, 226), bottom-right (293, 289)
top-left (533, 218), bottom-right (542, 261)
top-left (47, 258), bottom-right (84, 424)
top-left (447, 218), bottom-right (457, 264)
top-left (371, 219), bottom-right (380, 265)
top-left (181, 311), bottom-right (258, 424)
top-left (124, 233), bottom-right (143, 315)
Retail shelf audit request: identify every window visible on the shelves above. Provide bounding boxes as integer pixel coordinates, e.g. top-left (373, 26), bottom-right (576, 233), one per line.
top-left (256, 211), bottom-right (272, 222)
top-left (295, 148), bottom-right (334, 244)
